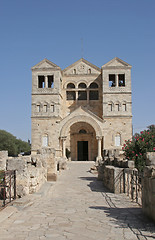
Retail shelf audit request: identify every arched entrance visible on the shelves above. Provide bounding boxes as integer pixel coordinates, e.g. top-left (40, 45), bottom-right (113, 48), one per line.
top-left (60, 115), bottom-right (103, 162)
top-left (70, 122), bottom-right (97, 161)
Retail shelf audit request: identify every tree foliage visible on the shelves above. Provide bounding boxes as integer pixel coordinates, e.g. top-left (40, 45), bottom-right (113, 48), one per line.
top-left (122, 125), bottom-right (155, 171)
top-left (0, 130), bottom-right (31, 156)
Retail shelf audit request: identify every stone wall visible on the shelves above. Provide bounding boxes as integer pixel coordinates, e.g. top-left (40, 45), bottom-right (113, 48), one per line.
top-left (7, 154), bottom-right (47, 197)
top-left (142, 152), bottom-right (155, 222)
top-left (0, 151), bottom-right (7, 170)
top-left (0, 151), bottom-right (49, 198)
top-left (98, 150), bottom-right (155, 221)
top-left (98, 150), bottom-right (142, 203)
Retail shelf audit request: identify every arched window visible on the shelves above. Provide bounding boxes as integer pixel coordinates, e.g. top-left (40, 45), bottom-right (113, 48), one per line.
top-left (122, 103), bottom-right (127, 111)
top-left (79, 129), bottom-right (87, 134)
top-left (42, 135), bottom-right (48, 147)
top-left (36, 104), bottom-right (41, 112)
top-left (89, 91), bottom-right (99, 100)
top-left (43, 104), bottom-right (48, 112)
top-left (89, 82), bottom-right (98, 88)
top-left (78, 91), bottom-right (87, 100)
top-left (78, 83), bottom-right (87, 88)
top-left (67, 83), bottom-right (75, 89)
top-left (88, 68), bottom-right (91, 74)
top-left (115, 134), bottom-right (121, 146)
top-left (108, 104), bottom-right (112, 111)
top-left (66, 91), bottom-right (76, 100)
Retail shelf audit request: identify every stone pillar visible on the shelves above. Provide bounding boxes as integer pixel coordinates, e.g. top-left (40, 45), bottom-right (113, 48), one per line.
top-left (96, 136), bottom-right (103, 163)
top-left (87, 90), bottom-right (89, 104)
top-left (62, 137), bottom-right (67, 158)
top-left (45, 75), bottom-right (48, 88)
top-left (116, 74), bottom-right (119, 87)
top-left (75, 91), bottom-right (78, 102)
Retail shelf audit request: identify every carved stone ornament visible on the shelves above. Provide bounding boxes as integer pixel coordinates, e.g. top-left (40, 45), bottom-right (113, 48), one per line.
top-left (78, 64), bottom-right (85, 72)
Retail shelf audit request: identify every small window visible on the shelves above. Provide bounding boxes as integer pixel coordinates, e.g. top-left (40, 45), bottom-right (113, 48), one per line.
top-left (122, 104), bottom-right (127, 111)
top-left (78, 83), bottom-right (87, 88)
top-left (67, 83), bottom-right (75, 89)
top-left (78, 91), bottom-right (87, 100)
top-left (116, 104), bottom-right (120, 111)
top-left (89, 82), bottom-right (98, 88)
top-left (88, 69), bottom-right (91, 74)
top-left (89, 90), bottom-right (99, 100)
top-left (51, 105), bottom-right (54, 112)
top-left (115, 135), bottom-right (121, 146)
top-left (36, 105), bottom-right (40, 112)
top-left (73, 69), bottom-right (76, 74)
top-left (48, 75), bottom-right (54, 88)
top-left (43, 105), bottom-right (48, 112)
top-left (109, 74), bottom-right (116, 87)
top-left (79, 129), bottom-right (87, 134)
top-left (118, 74), bottom-right (125, 87)
top-left (42, 135), bottom-right (48, 147)
top-left (38, 76), bottom-right (45, 88)
top-left (66, 91), bottom-right (76, 100)
top-left (108, 104), bottom-right (112, 111)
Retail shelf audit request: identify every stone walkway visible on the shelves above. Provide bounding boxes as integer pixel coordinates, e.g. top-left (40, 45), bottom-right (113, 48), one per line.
top-left (0, 162), bottom-right (155, 240)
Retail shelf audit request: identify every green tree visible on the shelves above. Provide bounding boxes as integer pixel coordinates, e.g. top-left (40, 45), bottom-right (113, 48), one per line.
top-left (122, 125), bottom-right (155, 171)
top-left (0, 130), bottom-right (31, 156)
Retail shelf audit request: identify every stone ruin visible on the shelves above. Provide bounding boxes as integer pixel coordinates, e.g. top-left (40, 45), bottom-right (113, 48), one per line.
top-left (0, 151), bottom-right (55, 198)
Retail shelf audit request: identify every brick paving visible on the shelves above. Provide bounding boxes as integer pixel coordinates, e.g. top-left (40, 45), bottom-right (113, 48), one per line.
top-left (0, 162), bottom-right (155, 240)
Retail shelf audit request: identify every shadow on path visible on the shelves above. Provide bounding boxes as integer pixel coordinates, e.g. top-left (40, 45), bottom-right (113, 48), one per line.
top-left (79, 175), bottom-right (155, 240)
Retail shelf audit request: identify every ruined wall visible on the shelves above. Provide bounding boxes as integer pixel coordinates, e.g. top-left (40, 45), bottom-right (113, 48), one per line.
top-left (0, 151), bottom-right (49, 198)
top-left (6, 154), bottom-right (47, 197)
top-left (142, 152), bottom-right (155, 222)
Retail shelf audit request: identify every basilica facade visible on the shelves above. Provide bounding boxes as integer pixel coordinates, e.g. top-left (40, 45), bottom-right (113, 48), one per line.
top-left (31, 57), bottom-right (132, 167)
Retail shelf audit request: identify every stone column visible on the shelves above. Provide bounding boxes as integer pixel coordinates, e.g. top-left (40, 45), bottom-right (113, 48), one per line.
top-left (75, 91), bottom-right (78, 102)
top-left (45, 75), bottom-right (48, 88)
top-left (116, 74), bottom-right (119, 87)
top-left (97, 136), bottom-right (102, 159)
top-left (62, 137), bottom-right (67, 158)
top-left (87, 90), bottom-right (89, 104)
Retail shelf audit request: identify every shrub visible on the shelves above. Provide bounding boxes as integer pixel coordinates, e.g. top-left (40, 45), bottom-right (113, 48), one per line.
top-left (122, 125), bottom-right (155, 171)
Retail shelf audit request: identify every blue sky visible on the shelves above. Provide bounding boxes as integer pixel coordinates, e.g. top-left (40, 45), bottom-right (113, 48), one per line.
top-left (0, 0), bottom-right (155, 141)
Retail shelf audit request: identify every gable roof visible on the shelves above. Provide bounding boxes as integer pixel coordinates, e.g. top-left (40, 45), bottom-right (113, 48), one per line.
top-left (31, 58), bottom-right (61, 70)
top-left (102, 57), bottom-right (132, 69)
top-left (63, 58), bottom-right (101, 73)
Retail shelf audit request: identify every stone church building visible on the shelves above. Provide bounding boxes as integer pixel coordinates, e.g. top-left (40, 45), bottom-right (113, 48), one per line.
top-left (31, 57), bottom-right (132, 171)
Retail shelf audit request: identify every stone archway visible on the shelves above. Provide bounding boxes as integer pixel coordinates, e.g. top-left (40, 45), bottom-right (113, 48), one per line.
top-left (60, 115), bottom-right (103, 161)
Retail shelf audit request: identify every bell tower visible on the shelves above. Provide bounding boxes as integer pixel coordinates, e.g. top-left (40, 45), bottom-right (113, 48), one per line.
top-left (31, 59), bottom-right (62, 154)
top-left (102, 57), bottom-right (132, 149)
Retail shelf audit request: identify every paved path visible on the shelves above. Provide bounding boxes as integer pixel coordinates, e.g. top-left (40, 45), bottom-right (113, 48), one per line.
top-left (0, 162), bottom-right (155, 240)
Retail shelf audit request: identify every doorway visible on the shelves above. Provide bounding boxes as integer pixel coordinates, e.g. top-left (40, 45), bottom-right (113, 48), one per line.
top-left (77, 141), bottom-right (88, 161)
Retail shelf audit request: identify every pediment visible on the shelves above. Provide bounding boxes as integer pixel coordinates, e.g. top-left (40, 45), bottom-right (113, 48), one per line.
top-left (63, 58), bottom-right (101, 75)
top-left (32, 59), bottom-right (60, 70)
top-left (102, 57), bottom-right (132, 69)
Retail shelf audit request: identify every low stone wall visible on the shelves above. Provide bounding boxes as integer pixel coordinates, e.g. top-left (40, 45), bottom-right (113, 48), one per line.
top-left (103, 166), bottom-right (124, 194)
top-left (98, 150), bottom-right (142, 204)
top-left (98, 150), bottom-right (155, 221)
top-left (142, 152), bottom-right (155, 222)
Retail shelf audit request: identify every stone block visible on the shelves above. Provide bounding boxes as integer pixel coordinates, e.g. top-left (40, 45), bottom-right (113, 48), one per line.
top-left (47, 173), bottom-right (57, 181)
top-left (127, 160), bottom-right (135, 169)
top-left (146, 152), bottom-right (155, 166)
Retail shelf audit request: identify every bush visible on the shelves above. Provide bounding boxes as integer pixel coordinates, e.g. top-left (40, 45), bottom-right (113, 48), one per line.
top-left (122, 125), bottom-right (155, 171)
